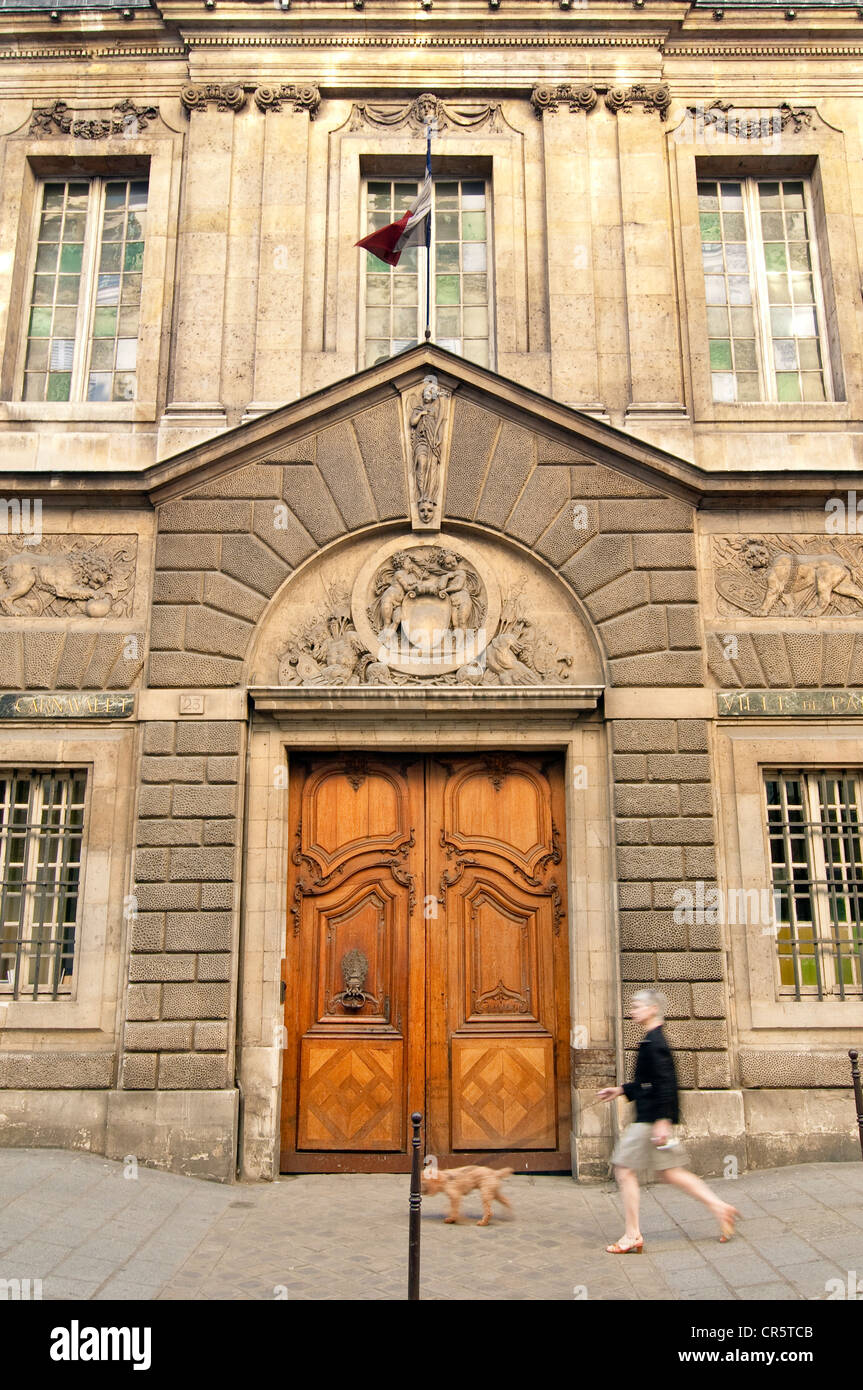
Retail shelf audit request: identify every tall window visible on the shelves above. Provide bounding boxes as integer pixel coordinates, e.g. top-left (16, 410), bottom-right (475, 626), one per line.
top-left (0, 770), bottom-right (86, 1000)
top-left (765, 771), bottom-right (863, 999)
top-left (698, 178), bottom-right (831, 403)
top-left (22, 177), bottom-right (148, 403)
top-left (362, 178), bottom-right (491, 368)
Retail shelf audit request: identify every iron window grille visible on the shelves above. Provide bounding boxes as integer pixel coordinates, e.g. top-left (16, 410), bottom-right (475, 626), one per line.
top-left (765, 770), bottom-right (863, 999)
top-left (0, 769), bottom-right (87, 1000)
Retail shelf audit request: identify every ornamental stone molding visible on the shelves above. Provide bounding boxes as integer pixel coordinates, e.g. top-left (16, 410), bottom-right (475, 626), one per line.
top-left (0, 536), bottom-right (137, 619)
top-left (682, 100), bottom-right (812, 140)
top-left (254, 83), bottom-right (321, 117)
top-left (531, 82), bottom-right (670, 120)
top-left (348, 92), bottom-right (504, 134)
top-left (712, 536), bottom-right (863, 619)
top-left (180, 84), bottom-right (247, 114)
top-left (29, 99), bottom-right (159, 138)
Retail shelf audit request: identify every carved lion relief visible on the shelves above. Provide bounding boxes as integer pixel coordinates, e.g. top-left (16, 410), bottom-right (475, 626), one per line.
top-left (712, 536), bottom-right (863, 618)
top-left (0, 537), bottom-right (136, 618)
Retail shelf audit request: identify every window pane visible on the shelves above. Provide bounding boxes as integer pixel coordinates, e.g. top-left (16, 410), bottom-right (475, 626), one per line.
top-left (85, 177), bottom-right (148, 402)
top-left (758, 180), bottom-right (828, 403)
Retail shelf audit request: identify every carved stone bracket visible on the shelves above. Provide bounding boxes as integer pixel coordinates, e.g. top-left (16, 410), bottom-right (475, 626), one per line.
top-left (349, 92), bottom-right (503, 134)
top-left (254, 84), bottom-right (320, 117)
top-left (683, 100), bottom-right (812, 140)
top-left (30, 99), bottom-right (159, 138)
top-left (180, 84), bottom-right (247, 114)
top-left (531, 82), bottom-right (670, 120)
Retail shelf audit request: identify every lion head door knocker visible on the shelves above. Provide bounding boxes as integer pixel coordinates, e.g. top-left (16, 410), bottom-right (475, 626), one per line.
top-left (328, 948), bottom-right (380, 1012)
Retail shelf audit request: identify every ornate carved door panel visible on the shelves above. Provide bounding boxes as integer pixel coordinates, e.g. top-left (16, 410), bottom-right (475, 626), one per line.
top-left (281, 753), bottom-right (570, 1172)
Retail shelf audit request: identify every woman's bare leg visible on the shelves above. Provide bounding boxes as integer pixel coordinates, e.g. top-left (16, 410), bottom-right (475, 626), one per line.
top-left (614, 1165), bottom-right (642, 1242)
top-left (661, 1166), bottom-right (737, 1227)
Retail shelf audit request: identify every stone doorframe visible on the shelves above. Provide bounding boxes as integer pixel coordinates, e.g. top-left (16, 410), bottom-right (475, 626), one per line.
top-left (236, 692), bottom-right (620, 1181)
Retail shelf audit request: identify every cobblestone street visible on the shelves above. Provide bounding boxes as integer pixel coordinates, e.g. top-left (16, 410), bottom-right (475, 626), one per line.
top-left (0, 1150), bottom-right (861, 1301)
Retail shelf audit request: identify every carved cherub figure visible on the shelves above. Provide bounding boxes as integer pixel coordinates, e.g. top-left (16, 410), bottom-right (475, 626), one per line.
top-left (373, 552), bottom-right (424, 643)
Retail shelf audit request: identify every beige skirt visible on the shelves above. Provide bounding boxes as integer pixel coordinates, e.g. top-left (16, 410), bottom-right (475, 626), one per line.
top-left (611, 1121), bottom-right (690, 1173)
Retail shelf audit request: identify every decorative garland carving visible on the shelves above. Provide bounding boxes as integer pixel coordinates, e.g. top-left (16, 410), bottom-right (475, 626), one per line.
top-left (349, 92), bottom-right (503, 134)
top-left (254, 83), bottom-right (320, 117)
top-left (180, 84), bottom-right (247, 113)
top-left (531, 82), bottom-right (670, 120)
top-left (29, 99), bottom-right (158, 138)
top-left (682, 100), bottom-right (812, 140)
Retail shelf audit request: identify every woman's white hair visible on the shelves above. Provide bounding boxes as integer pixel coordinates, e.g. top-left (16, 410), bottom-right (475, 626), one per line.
top-left (631, 989), bottom-right (668, 1020)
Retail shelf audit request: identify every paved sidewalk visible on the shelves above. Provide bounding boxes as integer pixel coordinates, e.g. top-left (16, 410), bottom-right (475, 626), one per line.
top-left (0, 1149), bottom-right (861, 1300)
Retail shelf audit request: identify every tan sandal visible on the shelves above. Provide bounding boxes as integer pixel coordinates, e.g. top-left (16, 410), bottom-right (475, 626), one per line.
top-left (718, 1207), bottom-right (740, 1243)
top-left (606, 1237), bottom-right (644, 1254)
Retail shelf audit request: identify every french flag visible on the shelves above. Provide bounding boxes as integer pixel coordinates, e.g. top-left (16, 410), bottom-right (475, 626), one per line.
top-left (356, 164), bottom-right (432, 268)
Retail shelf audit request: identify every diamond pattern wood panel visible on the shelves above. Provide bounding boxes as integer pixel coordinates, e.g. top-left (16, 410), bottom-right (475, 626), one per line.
top-left (451, 1037), bottom-right (556, 1150)
top-left (298, 1040), bottom-right (403, 1150)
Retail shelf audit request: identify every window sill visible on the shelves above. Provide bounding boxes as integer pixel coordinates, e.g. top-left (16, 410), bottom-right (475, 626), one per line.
top-left (0, 402), bottom-right (157, 425)
top-left (0, 997), bottom-right (101, 1030)
top-left (751, 999), bottom-right (863, 1029)
top-left (695, 400), bottom-right (851, 426)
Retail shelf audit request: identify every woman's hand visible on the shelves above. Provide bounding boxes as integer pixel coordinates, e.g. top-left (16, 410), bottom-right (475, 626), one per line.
top-left (651, 1119), bottom-right (672, 1146)
top-left (596, 1086), bottom-right (623, 1102)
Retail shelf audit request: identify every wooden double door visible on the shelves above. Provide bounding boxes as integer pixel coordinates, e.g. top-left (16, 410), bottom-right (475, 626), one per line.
top-left (280, 752), bottom-right (570, 1172)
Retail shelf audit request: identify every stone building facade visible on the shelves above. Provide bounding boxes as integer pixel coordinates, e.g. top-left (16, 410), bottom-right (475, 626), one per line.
top-left (0, 0), bottom-right (861, 1181)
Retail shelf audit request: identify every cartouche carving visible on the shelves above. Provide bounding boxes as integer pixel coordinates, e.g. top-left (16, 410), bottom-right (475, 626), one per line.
top-left (30, 99), bottom-right (158, 138)
top-left (0, 537), bottom-right (135, 618)
top-left (349, 92), bottom-right (503, 134)
top-left (713, 536), bottom-right (863, 618)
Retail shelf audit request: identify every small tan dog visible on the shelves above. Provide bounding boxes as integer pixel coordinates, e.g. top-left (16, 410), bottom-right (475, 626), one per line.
top-left (421, 1163), bottom-right (514, 1226)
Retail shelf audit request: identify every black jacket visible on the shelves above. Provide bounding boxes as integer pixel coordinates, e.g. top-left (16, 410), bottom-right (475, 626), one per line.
top-left (622, 1025), bottom-right (679, 1124)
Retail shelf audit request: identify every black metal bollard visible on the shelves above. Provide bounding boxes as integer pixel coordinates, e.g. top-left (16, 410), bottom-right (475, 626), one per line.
top-left (851, 1051), bottom-right (863, 1161)
top-left (408, 1111), bottom-right (423, 1301)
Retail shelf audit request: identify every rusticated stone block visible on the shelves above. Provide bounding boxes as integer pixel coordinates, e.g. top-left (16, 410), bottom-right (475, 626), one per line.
top-left (121, 1053), bottom-right (157, 1090)
top-left (157, 1052), bottom-right (230, 1089)
top-left (203, 819), bottom-right (237, 845)
top-left (141, 755), bottom-right (205, 785)
top-left (124, 1022), bottom-right (194, 1051)
top-left (619, 911), bottom-right (688, 950)
top-left (352, 400), bottom-right (409, 520)
top-left (125, 984), bottom-right (162, 1021)
top-left (185, 608), bottom-right (253, 661)
top-left (653, 880), bottom-right (716, 910)
top-left (561, 534), bottom-right (633, 596)
top-left (138, 786), bottom-right (172, 818)
top-left (161, 983), bottom-right (230, 1020)
top-left (156, 534), bottom-right (220, 570)
top-left (649, 571), bottom-right (698, 604)
top-left (220, 534), bottom-right (290, 597)
top-left (617, 883), bottom-right (652, 910)
top-left (164, 911), bottom-right (233, 951)
top-left (696, 1053), bottom-right (731, 1089)
top-left (663, 1020), bottom-right (727, 1050)
top-left (150, 650), bottom-right (244, 691)
top-left (170, 847), bottom-right (235, 881)
top-left (616, 846), bottom-right (684, 880)
top-left (152, 571), bottom-right (202, 605)
top-left (657, 952), bottom-right (723, 981)
top-left (615, 783), bottom-right (678, 817)
top-left (568, 463), bottom-right (660, 499)
top-left (784, 633), bottom-right (823, 688)
top-left (679, 784), bottom-right (714, 816)
top-left (821, 632), bottom-right (854, 686)
top-left (623, 981), bottom-right (692, 1018)
top-left (150, 606), bottom-right (187, 651)
top-left (677, 720), bottom-right (709, 752)
top-left (282, 465), bottom-right (345, 546)
top-left (207, 756), bottom-right (239, 783)
top-left (316, 421), bottom-right (378, 530)
top-left (535, 501), bottom-right (597, 569)
top-left (613, 719), bottom-right (676, 753)
top-left (134, 848), bottom-right (169, 882)
top-left (176, 721), bottom-right (241, 756)
top-left (691, 983), bottom-right (726, 1018)
top-left (600, 607), bottom-right (667, 659)
top-left (203, 572), bottom-right (268, 625)
top-left (444, 398), bottom-right (499, 519)
top-left (598, 499), bottom-right (693, 533)
top-left (202, 882), bottom-right (234, 909)
top-left (0, 1051), bottom-right (114, 1088)
top-left (189, 461), bottom-right (283, 499)
top-left (158, 499), bottom-right (252, 533)
top-left (616, 819), bottom-right (649, 845)
top-left (647, 753), bottom-right (711, 782)
top-left (136, 819), bottom-right (202, 847)
top-left (684, 847), bottom-right (717, 878)
top-left (751, 632), bottom-right (794, 687)
top-left (585, 571), bottom-right (650, 624)
top-left (0, 630), bottom-right (22, 686)
top-left (133, 883), bottom-right (198, 912)
top-left (194, 1021), bottom-right (229, 1051)
top-left (55, 632), bottom-right (97, 689)
top-left (666, 606), bottom-right (701, 650)
top-left (22, 631), bottom-right (63, 689)
top-left (688, 920), bottom-right (723, 950)
top-left (129, 953), bottom-right (196, 982)
top-left (142, 722), bottom-right (175, 755)
top-left (130, 913), bottom-right (165, 952)
top-left (173, 785), bottom-right (237, 818)
top-left (253, 499), bottom-right (317, 572)
top-left (612, 753), bottom-right (647, 781)
top-left (620, 951), bottom-right (656, 980)
top-left (650, 818), bottom-right (715, 845)
top-left (197, 953), bottom-right (231, 981)
top-left (632, 534), bottom-right (695, 570)
top-left (507, 465), bottom-right (571, 548)
top-left (739, 1049), bottom-right (850, 1087)
top-left (611, 651), bottom-right (703, 686)
top-left (476, 420), bottom-right (535, 530)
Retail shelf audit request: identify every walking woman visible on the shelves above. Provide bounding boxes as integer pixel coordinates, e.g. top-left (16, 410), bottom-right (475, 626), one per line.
top-left (597, 989), bottom-right (739, 1253)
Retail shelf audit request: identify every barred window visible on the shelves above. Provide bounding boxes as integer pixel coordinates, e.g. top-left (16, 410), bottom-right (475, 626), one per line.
top-left (22, 177), bottom-right (148, 403)
top-left (765, 771), bottom-right (863, 998)
top-left (0, 770), bottom-right (86, 999)
top-left (362, 178), bottom-right (491, 368)
top-left (698, 177), bottom-right (832, 403)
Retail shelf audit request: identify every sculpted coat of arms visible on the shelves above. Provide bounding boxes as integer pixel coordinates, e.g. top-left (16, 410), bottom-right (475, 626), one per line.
top-left (713, 536), bottom-right (863, 618)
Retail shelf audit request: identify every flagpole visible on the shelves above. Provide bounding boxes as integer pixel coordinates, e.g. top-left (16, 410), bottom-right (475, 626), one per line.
top-left (424, 123), bottom-right (432, 342)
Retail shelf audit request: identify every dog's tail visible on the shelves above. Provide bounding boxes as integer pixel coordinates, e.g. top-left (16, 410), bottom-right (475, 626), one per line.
top-left (497, 1167), bottom-right (515, 1179)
